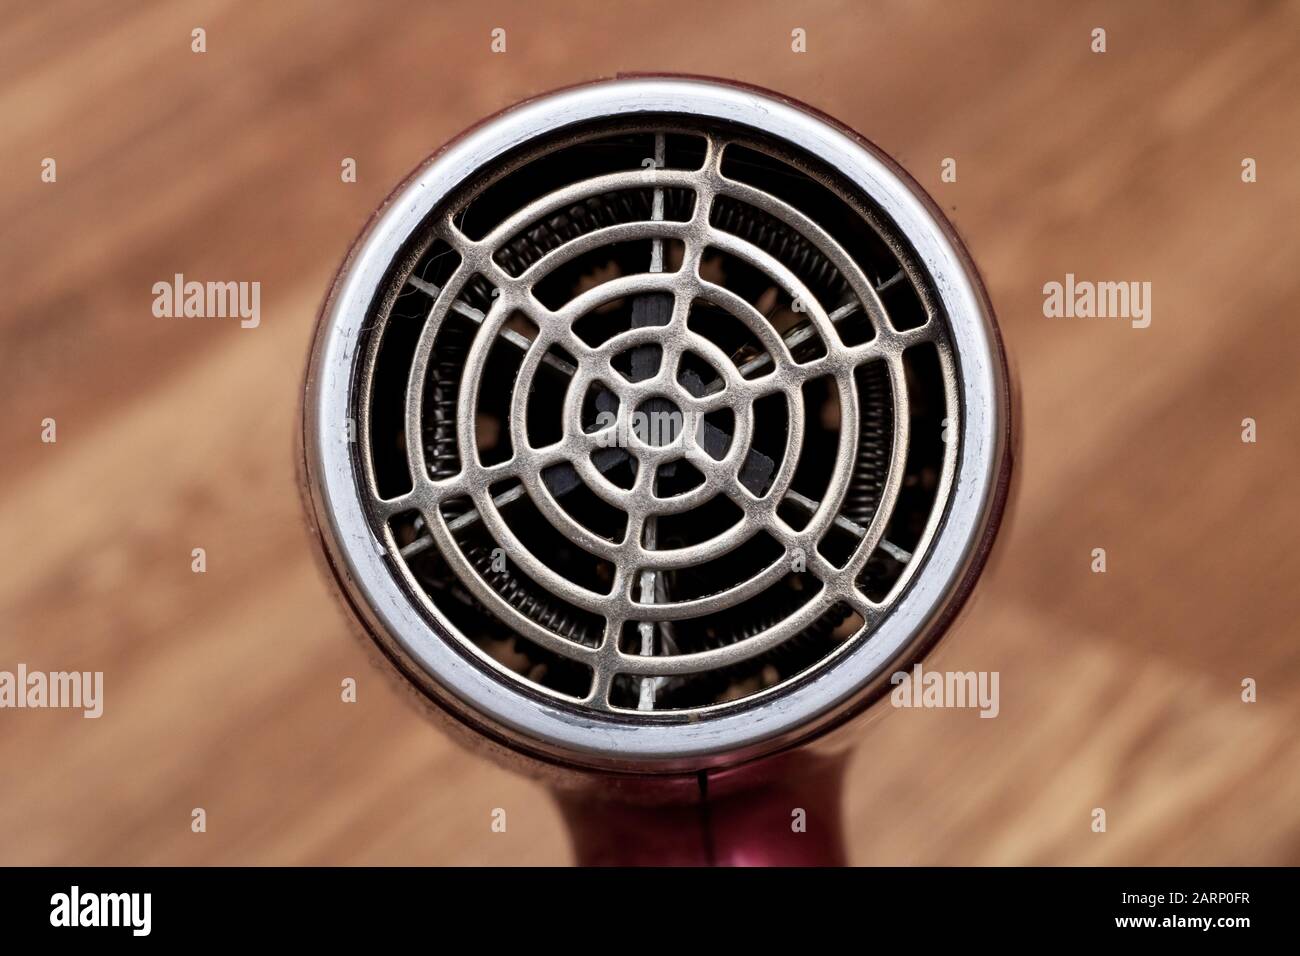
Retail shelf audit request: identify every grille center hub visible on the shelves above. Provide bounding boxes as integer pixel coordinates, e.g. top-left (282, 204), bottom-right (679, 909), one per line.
top-left (631, 395), bottom-right (683, 448)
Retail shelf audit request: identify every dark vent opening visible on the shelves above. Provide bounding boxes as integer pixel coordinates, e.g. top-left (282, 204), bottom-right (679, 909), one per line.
top-left (532, 239), bottom-right (683, 311)
top-left (649, 531), bottom-right (784, 604)
top-left (789, 376), bottom-right (840, 505)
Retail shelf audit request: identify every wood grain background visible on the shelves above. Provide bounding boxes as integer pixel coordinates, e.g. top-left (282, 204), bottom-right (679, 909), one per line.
top-left (2, 0), bottom-right (1298, 865)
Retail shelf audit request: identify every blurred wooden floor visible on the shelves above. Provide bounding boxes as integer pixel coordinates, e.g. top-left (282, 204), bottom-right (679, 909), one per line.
top-left (2, 0), bottom-right (1299, 865)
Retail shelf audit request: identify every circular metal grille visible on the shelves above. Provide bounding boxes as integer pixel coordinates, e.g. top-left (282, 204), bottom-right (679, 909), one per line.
top-left (304, 79), bottom-right (1008, 768)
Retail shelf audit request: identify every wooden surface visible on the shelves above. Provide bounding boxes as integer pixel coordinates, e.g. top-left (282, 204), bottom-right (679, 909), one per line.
top-left (2, 0), bottom-right (1299, 865)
